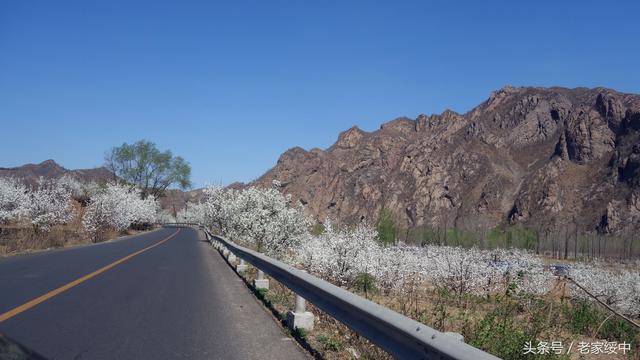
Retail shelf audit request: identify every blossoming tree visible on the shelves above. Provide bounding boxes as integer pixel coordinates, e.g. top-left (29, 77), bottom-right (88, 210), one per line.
top-left (82, 183), bottom-right (158, 240)
top-left (25, 178), bottom-right (75, 232)
top-left (0, 177), bottom-right (29, 223)
top-left (190, 185), bottom-right (310, 257)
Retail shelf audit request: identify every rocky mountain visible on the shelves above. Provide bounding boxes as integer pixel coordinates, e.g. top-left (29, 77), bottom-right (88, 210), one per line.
top-left (0, 160), bottom-right (114, 186)
top-left (254, 86), bottom-right (640, 234)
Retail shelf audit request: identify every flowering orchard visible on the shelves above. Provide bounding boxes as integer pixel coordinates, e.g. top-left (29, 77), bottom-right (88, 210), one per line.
top-left (178, 185), bottom-right (640, 318)
top-left (25, 178), bottom-right (76, 231)
top-left (0, 177), bottom-right (30, 223)
top-left (295, 221), bottom-right (543, 294)
top-left (0, 177), bottom-right (159, 239)
top-left (295, 221), bottom-right (387, 287)
top-left (0, 177), bottom-right (75, 231)
top-left (296, 224), bottom-right (640, 317)
top-left (569, 262), bottom-right (640, 318)
top-left (82, 184), bottom-right (158, 239)
top-left (191, 184), bottom-right (310, 257)
top-left (56, 175), bottom-right (102, 203)
top-left (175, 185), bottom-right (639, 359)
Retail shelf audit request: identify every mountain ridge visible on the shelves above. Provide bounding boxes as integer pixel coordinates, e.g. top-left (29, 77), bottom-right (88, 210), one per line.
top-left (0, 159), bottom-right (114, 186)
top-left (253, 86), bottom-right (640, 234)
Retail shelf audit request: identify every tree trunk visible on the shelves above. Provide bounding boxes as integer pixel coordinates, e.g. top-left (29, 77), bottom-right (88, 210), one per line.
top-left (564, 227), bottom-right (569, 260)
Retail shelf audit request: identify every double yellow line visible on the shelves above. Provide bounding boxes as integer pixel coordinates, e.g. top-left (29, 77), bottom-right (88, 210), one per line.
top-left (0, 228), bottom-right (180, 322)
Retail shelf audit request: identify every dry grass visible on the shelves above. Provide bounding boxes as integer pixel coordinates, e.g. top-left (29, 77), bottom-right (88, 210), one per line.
top-left (236, 266), bottom-right (394, 359)
top-left (0, 224), bottom-right (84, 256)
top-left (0, 222), bottom-right (144, 257)
top-left (0, 199), bottom-right (156, 256)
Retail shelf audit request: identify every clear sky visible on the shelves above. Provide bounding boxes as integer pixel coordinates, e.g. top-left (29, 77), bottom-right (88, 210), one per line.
top-left (1, 0), bottom-right (639, 187)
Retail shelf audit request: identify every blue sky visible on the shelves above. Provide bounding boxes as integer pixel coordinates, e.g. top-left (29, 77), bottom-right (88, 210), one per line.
top-left (1, 0), bottom-right (639, 187)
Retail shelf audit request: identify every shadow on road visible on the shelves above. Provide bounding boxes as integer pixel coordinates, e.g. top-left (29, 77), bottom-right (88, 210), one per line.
top-left (0, 333), bottom-right (48, 360)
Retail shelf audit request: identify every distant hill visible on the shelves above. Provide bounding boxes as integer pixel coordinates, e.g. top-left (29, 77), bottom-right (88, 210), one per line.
top-left (254, 86), bottom-right (640, 234)
top-left (0, 159), bottom-right (204, 212)
top-left (0, 159), bottom-right (114, 187)
top-left (158, 188), bottom-right (206, 214)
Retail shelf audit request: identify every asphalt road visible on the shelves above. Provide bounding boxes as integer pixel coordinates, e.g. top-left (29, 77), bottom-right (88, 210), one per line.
top-left (0, 227), bottom-right (308, 360)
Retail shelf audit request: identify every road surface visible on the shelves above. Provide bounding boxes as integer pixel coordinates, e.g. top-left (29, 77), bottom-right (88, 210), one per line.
top-left (0, 226), bottom-right (308, 359)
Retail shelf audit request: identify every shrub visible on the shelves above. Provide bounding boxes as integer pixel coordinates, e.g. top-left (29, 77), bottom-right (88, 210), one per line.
top-left (562, 300), bottom-right (601, 335)
top-left (352, 272), bottom-right (379, 298)
top-left (376, 208), bottom-right (397, 246)
top-left (597, 317), bottom-right (639, 345)
top-left (310, 222), bottom-right (325, 236)
top-left (291, 327), bottom-right (308, 340)
top-left (316, 335), bottom-right (343, 352)
top-left (470, 299), bottom-right (532, 359)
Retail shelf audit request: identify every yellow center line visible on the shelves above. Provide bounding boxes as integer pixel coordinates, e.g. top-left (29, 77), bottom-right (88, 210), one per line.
top-left (0, 228), bottom-right (181, 323)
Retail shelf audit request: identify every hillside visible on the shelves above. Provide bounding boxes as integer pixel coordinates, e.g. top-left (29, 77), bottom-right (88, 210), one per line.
top-left (254, 86), bottom-right (640, 234)
top-left (158, 188), bottom-right (205, 214)
top-left (0, 160), bottom-right (114, 186)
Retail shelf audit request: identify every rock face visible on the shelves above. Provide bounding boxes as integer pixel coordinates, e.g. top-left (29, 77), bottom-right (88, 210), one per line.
top-left (254, 87), bottom-right (640, 234)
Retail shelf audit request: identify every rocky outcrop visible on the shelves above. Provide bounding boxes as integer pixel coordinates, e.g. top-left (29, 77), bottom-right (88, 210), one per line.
top-left (254, 87), bottom-right (640, 234)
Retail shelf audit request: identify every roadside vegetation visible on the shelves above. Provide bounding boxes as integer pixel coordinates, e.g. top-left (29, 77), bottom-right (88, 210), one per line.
top-left (105, 139), bottom-right (192, 199)
top-left (0, 140), bottom-right (190, 255)
top-left (405, 222), bottom-right (640, 261)
top-left (0, 176), bottom-right (159, 255)
top-left (181, 184), bottom-right (640, 359)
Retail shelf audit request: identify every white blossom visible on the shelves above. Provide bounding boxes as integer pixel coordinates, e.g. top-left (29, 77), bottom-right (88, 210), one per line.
top-left (157, 209), bottom-right (177, 224)
top-left (196, 185), bottom-right (310, 257)
top-left (57, 175), bottom-right (101, 201)
top-left (82, 183), bottom-right (158, 238)
top-left (24, 178), bottom-right (75, 231)
top-left (176, 202), bottom-right (206, 224)
top-left (293, 223), bottom-right (640, 316)
top-left (296, 223), bottom-right (380, 286)
top-left (0, 177), bottom-right (30, 223)
top-left (569, 262), bottom-right (640, 317)
top-left (182, 186), bottom-right (640, 317)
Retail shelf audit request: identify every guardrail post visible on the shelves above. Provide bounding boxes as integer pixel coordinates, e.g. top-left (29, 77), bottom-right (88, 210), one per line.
top-left (253, 270), bottom-right (269, 290)
top-left (287, 294), bottom-right (314, 331)
top-left (236, 258), bottom-right (248, 273)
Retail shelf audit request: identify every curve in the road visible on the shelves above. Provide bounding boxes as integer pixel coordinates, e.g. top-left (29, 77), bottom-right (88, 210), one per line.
top-left (0, 227), bottom-right (308, 360)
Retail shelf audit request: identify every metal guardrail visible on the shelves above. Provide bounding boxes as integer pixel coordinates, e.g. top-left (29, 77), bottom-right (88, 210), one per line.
top-left (163, 222), bottom-right (201, 228)
top-left (164, 223), bottom-right (501, 360)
